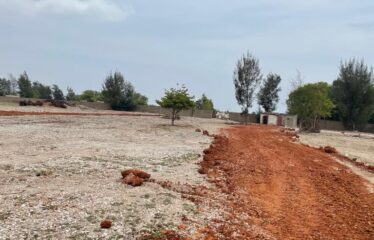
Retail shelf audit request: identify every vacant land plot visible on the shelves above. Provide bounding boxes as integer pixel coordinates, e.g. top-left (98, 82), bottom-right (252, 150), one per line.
top-left (0, 108), bottom-right (228, 239)
top-left (299, 130), bottom-right (374, 167)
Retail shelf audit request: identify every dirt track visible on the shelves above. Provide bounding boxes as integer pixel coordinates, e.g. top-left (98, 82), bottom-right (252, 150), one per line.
top-left (201, 125), bottom-right (374, 239)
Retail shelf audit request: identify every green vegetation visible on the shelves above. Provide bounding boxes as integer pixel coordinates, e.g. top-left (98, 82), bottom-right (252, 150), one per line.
top-left (18, 72), bottom-right (33, 98)
top-left (287, 82), bottom-right (334, 131)
top-left (257, 73), bottom-right (281, 112)
top-left (32, 82), bottom-right (52, 99)
top-left (233, 52), bottom-right (262, 124)
top-left (78, 90), bottom-right (103, 102)
top-left (133, 92), bottom-right (148, 106)
top-left (102, 71), bottom-right (138, 110)
top-left (66, 87), bottom-right (76, 101)
top-left (157, 85), bottom-right (195, 125)
top-left (331, 59), bottom-right (374, 130)
top-left (52, 84), bottom-right (65, 100)
top-left (196, 94), bottom-right (214, 110)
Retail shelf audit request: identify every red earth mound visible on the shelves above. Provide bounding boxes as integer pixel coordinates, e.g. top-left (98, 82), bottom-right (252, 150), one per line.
top-left (121, 169), bottom-right (151, 187)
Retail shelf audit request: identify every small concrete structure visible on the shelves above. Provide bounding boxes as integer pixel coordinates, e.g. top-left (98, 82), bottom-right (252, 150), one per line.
top-left (260, 113), bottom-right (298, 129)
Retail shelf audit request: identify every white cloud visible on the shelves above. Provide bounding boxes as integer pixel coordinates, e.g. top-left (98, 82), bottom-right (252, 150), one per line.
top-left (0, 0), bottom-right (132, 22)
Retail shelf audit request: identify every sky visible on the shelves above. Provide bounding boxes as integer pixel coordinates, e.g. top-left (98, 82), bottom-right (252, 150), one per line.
top-left (0, 0), bottom-right (373, 113)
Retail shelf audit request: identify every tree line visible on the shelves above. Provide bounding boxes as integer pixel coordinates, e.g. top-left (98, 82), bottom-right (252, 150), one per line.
top-left (288, 59), bottom-right (374, 131)
top-left (231, 51), bottom-right (374, 131)
top-left (0, 71), bottom-right (215, 113)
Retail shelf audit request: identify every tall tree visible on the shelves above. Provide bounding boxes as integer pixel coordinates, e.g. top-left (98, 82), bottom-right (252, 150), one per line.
top-left (102, 72), bottom-right (135, 110)
top-left (52, 84), bottom-right (65, 100)
top-left (18, 71), bottom-right (33, 98)
top-left (287, 82), bottom-right (334, 131)
top-left (233, 52), bottom-right (262, 124)
top-left (196, 94), bottom-right (214, 110)
top-left (66, 87), bottom-right (76, 101)
top-left (331, 59), bottom-right (374, 130)
top-left (258, 73), bottom-right (281, 112)
top-left (32, 82), bottom-right (52, 99)
top-left (0, 78), bottom-right (11, 96)
top-left (157, 85), bottom-right (195, 125)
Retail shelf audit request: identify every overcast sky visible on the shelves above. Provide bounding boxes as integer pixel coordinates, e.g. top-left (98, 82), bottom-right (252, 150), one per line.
top-left (0, 0), bottom-right (373, 112)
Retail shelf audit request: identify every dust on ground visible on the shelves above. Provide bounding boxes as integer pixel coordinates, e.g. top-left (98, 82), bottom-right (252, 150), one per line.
top-left (0, 106), bottom-right (229, 239)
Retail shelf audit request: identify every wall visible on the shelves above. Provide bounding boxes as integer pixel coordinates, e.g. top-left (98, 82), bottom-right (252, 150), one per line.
top-left (284, 115), bottom-right (298, 128)
top-left (135, 105), bottom-right (213, 119)
top-left (319, 120), bottom-right (345, 131)
top-left (319, 119), bottom-right (374, 133)
top-left (229, 112), bottom-right (257, 123)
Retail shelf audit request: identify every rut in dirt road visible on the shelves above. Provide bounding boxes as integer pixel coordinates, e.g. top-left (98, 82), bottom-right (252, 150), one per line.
top-left (201, 125), bottom-right (374, 240)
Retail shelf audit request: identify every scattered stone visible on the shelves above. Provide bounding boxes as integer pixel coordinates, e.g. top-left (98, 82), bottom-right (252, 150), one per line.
top-left (195, 128), bottom-right (202, 132)
top-left (100, 220), bottom-right (112, 229)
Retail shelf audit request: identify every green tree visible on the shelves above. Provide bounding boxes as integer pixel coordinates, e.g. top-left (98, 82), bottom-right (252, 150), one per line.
top-left (258, 73), bottom-right (281, 112)
top-left (52, 84), bottom-right (65, 100)
top-left (18, 71), bottom-right (33, 98)
top-left (331, 59), bottom-right (374, 130)
top-left (233, 52), bottom-right (262, 124)
top-left (196, 94), bottom-right (214, 110)
top-left (287, 82), bottom-right (334, 132)
top-left (133, 92), bottom-right (148, 106)
top-left (102, 72), bottom-right (135, 110)
top-left (79, 90), bottom-right (103, 102)
top-left (32, 82), bottom-right (52, 99)
top-left (0, 78), bottom-right (11, 96)
top-left (66, 87), bottom-right (76, 101)
top-left (156, 85), bottom-right (195, 125)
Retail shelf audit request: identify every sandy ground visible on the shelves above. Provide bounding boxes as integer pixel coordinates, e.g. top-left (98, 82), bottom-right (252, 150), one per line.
top-left (197, 125), bottom-right (374, 239)
top-left (0, 106), bottom-right (230, 239)
top-left (299, 130), bottom-right (374, 167)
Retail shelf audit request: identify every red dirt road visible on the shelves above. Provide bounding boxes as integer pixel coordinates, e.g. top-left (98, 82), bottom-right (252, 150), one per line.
top-left (201, 125), bottom-right (374, 240)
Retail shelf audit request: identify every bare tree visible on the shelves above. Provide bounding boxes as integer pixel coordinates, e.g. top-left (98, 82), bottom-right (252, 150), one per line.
top-left (290, 69), bottom-right (305, 90)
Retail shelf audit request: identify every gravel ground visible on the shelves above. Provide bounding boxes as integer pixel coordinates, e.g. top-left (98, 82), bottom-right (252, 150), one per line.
top-left (0, 110), bottom-right (229, 239)
top-left (299, 130), bottom-right (374, 167)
